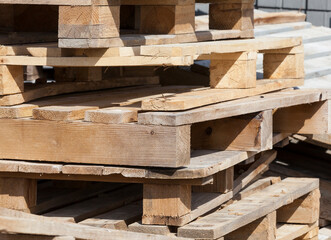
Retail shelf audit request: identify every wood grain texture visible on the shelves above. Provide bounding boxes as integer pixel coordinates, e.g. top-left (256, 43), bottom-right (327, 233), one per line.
top-left (210, 51), bottom-right (257, 89)
top-left (273, 100), bottom-right (331, 134)
top-left (191, 110), bottom-right (273, 151)
top-left (277, 189), bottom-right (320, 224)
top-left (142, 184), bottom-right (191, 224)
top-left (141, 79), bottom-right (304, 111)
top-left (59, 6), bottom-right (120, 39)
top-left (225, 211), bottom-right (276, 240)
top-left (0, 178), bottom-right (36, 212)
top-left (178, 178), bottom-right (319, 239)
top-left (138, 89), bottom-right (328, 126)
top-left (140, 5), bottom-right (194, 34)
top-left (0, 119), bottom-right (190, 167)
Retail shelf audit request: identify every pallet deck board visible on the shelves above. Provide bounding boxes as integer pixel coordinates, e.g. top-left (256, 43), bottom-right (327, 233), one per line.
top-left (138, 89), bottom-right (328, 125)
top-left (178, 178), bottom-right (319, 239)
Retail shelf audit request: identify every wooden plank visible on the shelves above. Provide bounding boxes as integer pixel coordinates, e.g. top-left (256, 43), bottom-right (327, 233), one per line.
top-left (0, 0), bottom-right (120, 5)
top-left (138, 89), bottom-right (328, 125)
top-left (141, 78), bottom-right (304, 111)
top-left (191, 110), bottom-right (273, 151)
top-left (140, 37), bottom-right (302, 57)
top-left (33, 106), bottom-right (99, 121)
top-left (254, 11), bottom-right (306, 26)
top-left (273, 100), bottom-right (331, 134)
top-left (0, 56), bottom-right (193, 67)
top-left (276, 222), bottom-right (318, 240)
top-left (128, 221), bottom-right (173, 236)
top-left (0, 178), bottom-right (36, 212)
top-left (277, 189), bottom-right (320, 224)
top-left (0, 119), bottom-right (190, 168)
top-left (85, 107), bottom-right (139, 124)
top-left (225, 211), bottom-right (276, 240)
top-left (232, 150), bottom-right (277, 195)
top-left (79, 201), bottom-right (142, 230)
top-left (178, 178), bottom-right (319, 239)
top-left (142, 184), bottom-right (191, 225)
top-left (0, 208), bottom-right (188, 240)
top-left (0, 76), bottom-right (160, 106)
top-left (44, 185), bottom-right (142, 222)
top-left (0, 150), bottom-right (255, 180)
top-left (0, 235), bottom-right (75, 240)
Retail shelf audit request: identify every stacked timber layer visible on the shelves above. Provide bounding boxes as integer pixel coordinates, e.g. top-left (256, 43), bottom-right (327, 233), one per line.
top-left (0, 37), bottom-right (304, 105)
top-left (0, 0), bottom-right (254, 48)
top-left (0, 177), bottom-right (321, 240)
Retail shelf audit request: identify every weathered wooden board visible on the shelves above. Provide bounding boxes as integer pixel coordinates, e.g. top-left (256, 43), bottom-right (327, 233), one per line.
top-left (0, 118), bottom-right (190, 168)
top-left (178, 178), bottom-right (319, 239)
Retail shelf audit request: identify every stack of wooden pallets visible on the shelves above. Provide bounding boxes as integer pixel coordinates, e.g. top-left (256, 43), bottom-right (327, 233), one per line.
top-left (0, 1), bottom-right (329, 239)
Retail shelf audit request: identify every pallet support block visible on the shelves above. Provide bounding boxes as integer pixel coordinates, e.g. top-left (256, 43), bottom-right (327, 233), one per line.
top-left (58, 5), bottom-right (120, 39)
top-left (0, 177), bottom-right (37, 212)
top-left (277, 189), bottom-right (320, 224)
top-left (296, 227), bottom-right (319, 240)
top-left (193, 167), bottom-right (234, 193)
top-left (209, 51), bottom-right (257, 89)
top-left (142, 184), bottom-right (191, 225)
top-left (263, 45), bottom-right (304, 79)
top-left (209, 0), bottom-right (254, 32)
top-left (224, 211), bottom-right (276, 240)
top-left (0, 65), bottom-right (24, 95)
top-left (140, 4), bottom-right (195, 34)
top-left (191, 110), bottom-right (273, 151)
top-left (273, 100), bottom-right (331, 134)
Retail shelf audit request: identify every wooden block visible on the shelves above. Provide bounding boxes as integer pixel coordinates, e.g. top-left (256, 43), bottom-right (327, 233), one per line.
top-left (263, 46), bottom-right (304, 79)
top-left (295, 227), bottom-right (319, 240)
top-left (142, 184), bottom-right (191, 225)
top-left (0, 119), bottom-right (191, 168)
top-left (273, 100), bottom-right (331, 134)
top-left (225, 211), bottom-right (276, 240)
top-left (277, 189), bottom-right (320, 224)
top-left (85, 107), bottom-right (138, 124)
top-left (33, 106), bottom-right (99, 121)
top-left (210, 52), bottom-right (257, 89)
top-left (193, 167), bottom-right (234, 193)
top-left (0, 65), bottom-right (24, 95)
top-left (59, 5), bottom-right (120, 39)
top-left (191, 110), bottom-right (273, 151)
top-left (129, 221), bottom-right (172, 236)
top-left (0, 178), bottom-right (37, 212)
top-left (209, 2), bottom-right (254, 30)
top-left (140, 4), bottom-right (195, 34)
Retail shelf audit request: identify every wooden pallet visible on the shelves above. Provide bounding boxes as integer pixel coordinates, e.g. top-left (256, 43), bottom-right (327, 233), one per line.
top-left (0, 145), bottom-right (279, 227)
top-left (0, 177), bottom-right (320, 240)
top-left (0, 0), bottom-right (254, 48)
top-left (0, 88), bottom-right (329, 168)
top-left (0, 37), bottom-right (303, 105)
